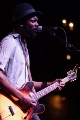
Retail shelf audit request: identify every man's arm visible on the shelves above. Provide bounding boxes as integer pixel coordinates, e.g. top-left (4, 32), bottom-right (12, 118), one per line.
top-left (33, 79), bottom-right (65, 90)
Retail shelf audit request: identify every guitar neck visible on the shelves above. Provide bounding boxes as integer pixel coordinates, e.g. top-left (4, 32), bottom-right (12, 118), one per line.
top-left (36, 76), bottom-right (69, 100)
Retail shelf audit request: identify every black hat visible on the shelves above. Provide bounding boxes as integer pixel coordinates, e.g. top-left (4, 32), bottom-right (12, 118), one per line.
top-left (11, 3), bottom-right (42, 24)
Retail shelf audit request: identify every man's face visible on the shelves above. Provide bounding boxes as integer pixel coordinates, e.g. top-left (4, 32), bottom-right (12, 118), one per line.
top-left (23, 16), bottom-right (39, 39)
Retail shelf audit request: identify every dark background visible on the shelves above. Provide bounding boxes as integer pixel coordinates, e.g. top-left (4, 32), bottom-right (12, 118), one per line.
top-left (0, 0), bottom-right (80, 120)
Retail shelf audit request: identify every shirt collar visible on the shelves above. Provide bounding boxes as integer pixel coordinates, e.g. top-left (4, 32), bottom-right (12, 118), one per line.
top-left (9, 32), bottom-right (21, 42)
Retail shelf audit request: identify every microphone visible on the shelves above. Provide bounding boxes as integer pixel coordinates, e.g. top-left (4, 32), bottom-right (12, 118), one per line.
top-left (37, 26), bottom-right (57, 32)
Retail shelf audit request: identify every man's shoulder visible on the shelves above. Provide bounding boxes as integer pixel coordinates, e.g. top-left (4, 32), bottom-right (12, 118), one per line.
top-left (2, 32), bottom-right (20, 40)
top-left (1, 33), bottom-right (17, 46)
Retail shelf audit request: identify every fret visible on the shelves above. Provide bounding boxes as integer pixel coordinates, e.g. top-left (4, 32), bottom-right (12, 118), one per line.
top-left (36, 82), bottom-right (59, 99)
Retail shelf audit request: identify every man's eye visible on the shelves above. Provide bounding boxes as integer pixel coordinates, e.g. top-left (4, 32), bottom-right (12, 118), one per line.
top-left (32, 20), bottom-right (37, 23)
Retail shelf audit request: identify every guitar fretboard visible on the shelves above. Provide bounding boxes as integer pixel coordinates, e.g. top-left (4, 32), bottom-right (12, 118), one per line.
top-left (36, 76), bottom-right (69, 100)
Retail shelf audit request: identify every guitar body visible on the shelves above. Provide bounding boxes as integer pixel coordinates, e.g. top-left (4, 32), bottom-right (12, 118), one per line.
top-left (0, 64), bottom-right (78, 120)
top-left (0, 82), bottom-right (45, 120)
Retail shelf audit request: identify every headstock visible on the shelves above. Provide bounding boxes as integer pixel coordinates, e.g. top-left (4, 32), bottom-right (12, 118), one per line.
top-left (67, 64), bottom-right (80, 82)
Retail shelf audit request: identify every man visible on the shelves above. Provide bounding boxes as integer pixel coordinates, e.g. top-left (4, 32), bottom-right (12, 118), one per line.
top-left (0, 3), bottom-right (65, 120)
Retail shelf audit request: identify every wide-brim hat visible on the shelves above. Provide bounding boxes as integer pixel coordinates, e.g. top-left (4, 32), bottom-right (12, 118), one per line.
top-left (11, 3), bottom-right (42, 24)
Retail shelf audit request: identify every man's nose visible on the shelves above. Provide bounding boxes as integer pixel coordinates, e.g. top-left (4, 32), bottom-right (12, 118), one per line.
top-left (35, 22), bottom-right (39, 26)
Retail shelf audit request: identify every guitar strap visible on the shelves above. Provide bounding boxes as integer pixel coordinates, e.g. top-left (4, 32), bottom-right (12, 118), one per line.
top-left (21, 40), bottom-right (32, 81)
top-left (21, 39), bottom-right (36, 93)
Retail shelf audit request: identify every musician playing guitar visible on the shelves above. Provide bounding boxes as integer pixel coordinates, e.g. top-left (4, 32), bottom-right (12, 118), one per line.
top-left (0, 3), bottom-right (78, 120)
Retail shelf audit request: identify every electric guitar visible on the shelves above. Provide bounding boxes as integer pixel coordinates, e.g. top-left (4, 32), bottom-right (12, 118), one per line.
top-left (0, 64), bottom-right (79, 120)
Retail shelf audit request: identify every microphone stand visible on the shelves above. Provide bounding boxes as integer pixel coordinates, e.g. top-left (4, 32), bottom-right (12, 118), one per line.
top-left (50, 27), bottom-right (80, 52)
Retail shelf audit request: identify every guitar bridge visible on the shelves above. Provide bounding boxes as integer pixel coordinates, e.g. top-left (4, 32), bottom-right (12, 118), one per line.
top-left (0, 106), bottom-right (15, 119)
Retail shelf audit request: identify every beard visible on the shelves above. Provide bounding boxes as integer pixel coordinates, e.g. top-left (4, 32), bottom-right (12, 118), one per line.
top-left (27, 30), bottom-right (37, 40)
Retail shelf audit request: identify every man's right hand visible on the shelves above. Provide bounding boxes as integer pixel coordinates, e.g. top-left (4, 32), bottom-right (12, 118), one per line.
top-left (19, 94), bottom-right (37, 110)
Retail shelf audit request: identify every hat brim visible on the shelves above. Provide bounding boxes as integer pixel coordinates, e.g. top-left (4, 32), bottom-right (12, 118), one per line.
top-left (10, 11), bottom-right (42, 25)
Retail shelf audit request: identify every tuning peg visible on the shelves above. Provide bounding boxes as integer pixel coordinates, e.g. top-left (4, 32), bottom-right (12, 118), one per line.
top-left (78, 67), bottom-right (80, 69)
top-left (70, 79), bottom-right (76, 82)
